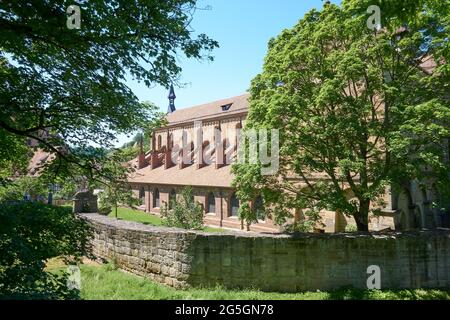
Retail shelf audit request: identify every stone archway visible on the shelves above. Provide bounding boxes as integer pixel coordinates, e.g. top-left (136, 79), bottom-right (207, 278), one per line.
top-left (429, 185), bottom-right (443, 227)
top-left (395, 188), bottom-right (413, 230)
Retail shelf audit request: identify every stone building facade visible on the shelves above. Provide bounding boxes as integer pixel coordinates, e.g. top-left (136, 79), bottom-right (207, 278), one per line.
top-left (128, 89), bottom-right (448, 233)
top-left (128, 92), bottom-right (278, 232)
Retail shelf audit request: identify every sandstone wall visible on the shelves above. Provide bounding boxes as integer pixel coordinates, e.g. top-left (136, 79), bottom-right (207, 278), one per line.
top-left (82, 214), bottom-right (450, 292)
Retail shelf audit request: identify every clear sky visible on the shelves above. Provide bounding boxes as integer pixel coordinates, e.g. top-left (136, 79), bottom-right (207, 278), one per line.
top-left (117, 0), bottom-right (339, 146)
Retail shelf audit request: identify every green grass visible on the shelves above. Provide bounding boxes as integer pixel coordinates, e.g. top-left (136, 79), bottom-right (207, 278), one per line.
top-left (107, 207), bottom-right (224, 233)
top-left (49, 262), bottom-right (450, 300)
top-left (108, 207), bottom-right (164, 226)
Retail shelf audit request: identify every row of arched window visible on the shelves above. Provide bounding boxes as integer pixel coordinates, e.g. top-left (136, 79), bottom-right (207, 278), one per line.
top-left (154, 122), bottom-right (243, 151)
top-left (140, 186), bottom-right (265, 220)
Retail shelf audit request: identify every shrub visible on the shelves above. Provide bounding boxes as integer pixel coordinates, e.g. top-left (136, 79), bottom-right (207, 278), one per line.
top-left (0, 202), bottom-right (92, 299)
top-left (0, 177), bottom-right (47, 202)
top-left (161, 186), bottom-right (204, 230)
top-left (345, 224), bottom-right (358, 232)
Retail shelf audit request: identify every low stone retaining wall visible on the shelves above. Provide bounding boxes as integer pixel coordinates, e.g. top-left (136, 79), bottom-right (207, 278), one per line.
top-left (82, 214), bottom-right (450, 292)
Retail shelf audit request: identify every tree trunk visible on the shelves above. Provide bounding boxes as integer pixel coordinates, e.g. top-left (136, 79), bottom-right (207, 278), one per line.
top-left (356, 199), bottom-right (370, 231)
top-left (355, 219), bottom-right (369, 232)
top-left (115, 204), bottom-right (118, 219)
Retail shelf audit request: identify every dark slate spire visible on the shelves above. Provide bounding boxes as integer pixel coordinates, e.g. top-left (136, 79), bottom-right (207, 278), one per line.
top-left (167, 84), bottom-right (176, 113)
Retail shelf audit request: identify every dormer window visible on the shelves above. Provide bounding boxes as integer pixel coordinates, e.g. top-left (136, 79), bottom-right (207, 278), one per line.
top-left (221, 103), bottom-right (232, 111)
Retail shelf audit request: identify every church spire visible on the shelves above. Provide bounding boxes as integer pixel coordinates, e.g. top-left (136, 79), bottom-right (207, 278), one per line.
top-left (167, 84), bottom-right (176, 113)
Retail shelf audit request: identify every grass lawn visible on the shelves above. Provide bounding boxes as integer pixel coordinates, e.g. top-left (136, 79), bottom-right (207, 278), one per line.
top-left (47, 260), bottom-right (450, 300)
top-left (107, 206), bottom-right (224, 233)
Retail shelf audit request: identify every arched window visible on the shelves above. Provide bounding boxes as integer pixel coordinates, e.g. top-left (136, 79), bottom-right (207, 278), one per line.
top-left (139, 186), bottom-right (145, 203)
top-left (396, 188), bottom-right (413, 230)
top-left (153, 188), bottom-right (160, 208)
top-left (169, 189), bottom-right (176, 209)
top-left (207, 192), bottom-right (216, 214)
top-left (230, 193), bottom-right (239, 217)
top-left (254, 195), bottom-right (265, 221)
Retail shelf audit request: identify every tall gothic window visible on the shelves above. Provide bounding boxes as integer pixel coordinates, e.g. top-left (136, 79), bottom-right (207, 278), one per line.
top-left (207, 192), bottom-right (216, 214)
top-left (139, 186), bottom-right (145, 203)
top-left (254, 195), bottom-right (265, 221)
top-left (153, 188), bottom-right (160, 208)
top-left (230, 193), bottom-right (239, 217)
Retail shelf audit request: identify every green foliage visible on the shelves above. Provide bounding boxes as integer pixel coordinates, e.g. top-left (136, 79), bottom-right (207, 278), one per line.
top-left (345, 224), bottom-right (358, 232)
top-left (233, 0), bottom-right (450, 231)
top-left (106, 206), bottom-right (223, 232)
top-left (161, 186), bottom-right (204, 230)
top-left (46, 263), bottom-right (450, 300)
top-left (0, 129), bottom-right (29, 182)
top-left (121, 110), bottom-right (167, 155)
top-left (0, 202), bottom-right (92, 299)
top-left (98, 187), bottom-right (137, 217)
top-left (96, 149), bottom-right (140, 217)
top-left (52, 178), bottom-right (77, 200)
top-left (0, 0), bottom-right (217, 180)
top-left (0, 176), bottom-right (48, 202)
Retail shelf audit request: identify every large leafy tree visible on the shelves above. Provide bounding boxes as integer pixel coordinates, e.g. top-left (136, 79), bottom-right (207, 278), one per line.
top-left (233, 0), bottom-right (450, 231)
top-left (0, 202), bottom-right (91, 299)
top-left (0, 0), bottom-right (217, 298)
top-left (0, 0), bottom-right (217, 180)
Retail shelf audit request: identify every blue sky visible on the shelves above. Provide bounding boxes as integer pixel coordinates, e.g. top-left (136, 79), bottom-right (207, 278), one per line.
top-left (117, 0), bottom-right (338, 145)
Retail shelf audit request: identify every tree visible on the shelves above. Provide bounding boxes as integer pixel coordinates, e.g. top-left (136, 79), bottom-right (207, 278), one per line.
top-left (233, 0), bottom-right (450, 231)
top-left (161, 186), bottom-right (204, 230)
top-left (0, 130), bottom-right (29, 184)
top-left (0, 176), bottom-right (48, 202)
top-left (0, 202), bottom-right (91, 299)
top-left (0, 0), bottom-right (218, 180)
top-left (0, 1), bottom-right (217, 298)
top-left (95, 148), bottom-right (140, 217)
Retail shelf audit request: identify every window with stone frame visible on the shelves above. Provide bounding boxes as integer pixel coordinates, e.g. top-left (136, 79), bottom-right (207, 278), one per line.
top-left (230, 193), bottom-right (239, 217)
top-left (254, 195), bottom-right (265, 221)
top-left (153, 188), bottom-right (160, 208)
top-left (207, 192), bottom-right (216, 214)
top-left (139, 186), bottom-right (145, 203)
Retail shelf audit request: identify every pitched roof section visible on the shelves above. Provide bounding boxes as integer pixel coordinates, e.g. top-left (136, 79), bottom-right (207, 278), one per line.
top-left (166, 93), bottom-right (249, 125)
top-left (128, 163), bottom-right (234, 188)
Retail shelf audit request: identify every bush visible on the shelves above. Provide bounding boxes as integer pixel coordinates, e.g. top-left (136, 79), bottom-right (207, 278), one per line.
top-left (0, 202), bottom-right (92, 299)
top-left (345, 224), bottom-right (358, 232)
top-left (0, 177), bottom-right (47, 202)
top-left (161, 186), bottom-right (204, 230)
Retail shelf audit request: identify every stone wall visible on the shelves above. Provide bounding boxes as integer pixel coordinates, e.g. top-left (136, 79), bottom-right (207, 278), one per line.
top-left (82, 213), bottom-right (450, 292)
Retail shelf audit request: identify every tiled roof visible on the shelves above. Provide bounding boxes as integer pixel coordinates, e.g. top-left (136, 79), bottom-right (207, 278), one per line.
top-left (166, 93), bottom-right (249, 125)
top-left (27, 149), bottom-right (54, 177)
top-left (128, 163), bottom-right (234, 188)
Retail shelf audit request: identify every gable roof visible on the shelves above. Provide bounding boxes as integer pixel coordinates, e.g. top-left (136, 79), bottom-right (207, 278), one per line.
top-left (165, 93), bottom-right (249, 125)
